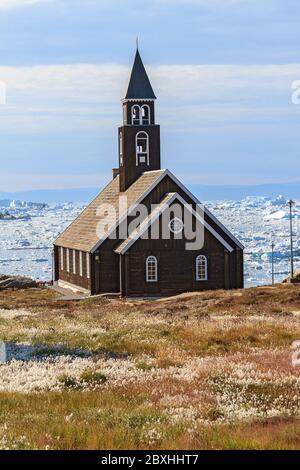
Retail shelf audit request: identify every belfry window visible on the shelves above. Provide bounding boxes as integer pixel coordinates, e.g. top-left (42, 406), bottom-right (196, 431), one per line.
top-left (141, 105), bottom-right (150, 125)
top-left (132, 105), bottom-right (141, 125)
top-left (136, 131), bottom-right (149, 165)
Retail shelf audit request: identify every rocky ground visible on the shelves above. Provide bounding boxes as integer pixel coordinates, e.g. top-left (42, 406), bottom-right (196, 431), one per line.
top-left (0, 275), bottom-right (38, 291)
top-left (0, 285), bottom-right (299, 450)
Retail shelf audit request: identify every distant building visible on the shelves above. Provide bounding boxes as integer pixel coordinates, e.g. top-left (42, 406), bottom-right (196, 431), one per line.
top-left (54, 49), bottom-right (244, 297)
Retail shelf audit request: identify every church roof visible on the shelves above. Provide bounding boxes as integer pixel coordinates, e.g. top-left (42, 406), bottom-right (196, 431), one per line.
top-left (54, 168), bottom-right (244, 253)
top-left (124, 49), bottom-right (156, 100)
top-left (54, 170), bottom-right (166, 252)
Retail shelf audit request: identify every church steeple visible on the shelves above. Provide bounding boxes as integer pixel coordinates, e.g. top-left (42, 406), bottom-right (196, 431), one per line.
top-left (118, 48), bottom-right (161, 192)
top-left (124, 49), bottom-right (156, 100)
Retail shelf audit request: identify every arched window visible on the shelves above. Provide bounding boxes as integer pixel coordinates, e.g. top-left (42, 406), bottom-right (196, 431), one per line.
top-left (132, 105), bottom-right (141, 125)
top-left (136, 131), bottom-right (149, 165)
top-left (146, 256), bottom-right (158, 282)
top-left (141, 105), bottom-right (150, 125)
top-left (196, 255), bottom-right (208, 281)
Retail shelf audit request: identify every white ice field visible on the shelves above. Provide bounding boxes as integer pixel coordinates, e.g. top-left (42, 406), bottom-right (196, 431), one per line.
top-left (0, 196), bottom-right (299, 288)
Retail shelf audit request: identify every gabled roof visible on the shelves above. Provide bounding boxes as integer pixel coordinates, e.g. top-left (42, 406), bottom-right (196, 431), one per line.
top-left (54, 170), bottom-right (165, 252)
top-left (115, 192), bottom-right (235, 255)
top-left (54, 168), bottom-right (244, 253)
top-left (124, 49), bottom-right (156, 100)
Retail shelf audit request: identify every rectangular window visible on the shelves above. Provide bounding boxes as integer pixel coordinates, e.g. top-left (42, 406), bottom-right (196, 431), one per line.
top-left (60, 247), bottom-right (64, 271)
top-left (86, 253), bottom-right (90, 279)
top-left (66, 249), bottom-right (70, 272)
top-left (79, 251), bottom-right (83, 277)
top-left (73, 250), bottom-right (76, 275)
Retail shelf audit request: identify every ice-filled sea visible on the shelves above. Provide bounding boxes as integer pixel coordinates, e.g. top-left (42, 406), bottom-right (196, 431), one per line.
top-left (0, 196), bottom-right (299, 287)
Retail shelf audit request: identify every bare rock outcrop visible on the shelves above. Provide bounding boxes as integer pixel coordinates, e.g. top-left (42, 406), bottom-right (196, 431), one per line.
top-left (283, 269), bottom-right (300, 284)
top-left (0, 275), bottom-right (38, 291)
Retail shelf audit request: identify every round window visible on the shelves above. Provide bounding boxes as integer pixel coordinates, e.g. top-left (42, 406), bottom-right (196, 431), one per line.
top-left (169, 217), bottom-right (184, 234)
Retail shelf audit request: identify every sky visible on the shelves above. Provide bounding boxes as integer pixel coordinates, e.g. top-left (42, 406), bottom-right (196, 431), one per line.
top-left (0, 0), bottom-right (300, 192)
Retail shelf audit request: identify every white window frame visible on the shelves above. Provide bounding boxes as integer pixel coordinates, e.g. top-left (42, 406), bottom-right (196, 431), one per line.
top-left (196, 255), bottom-right (208, 281)
top-left (79, 251), bottom-right (83, 277)
top-left (132, 105), bottom-right (141, 125)
top-left (136, 131), bottom-right (149, 166)
top-left (73, 250), bottom-right (76, 275)
top-left (141, 104), bottom-right (150, 125)
top-left (86, 253), bottom-right (90, 279)
top-left (60, 247), bottom-right (64, 271)
top-left (66, 248), bottom-right (70, 273)
top-left (146, 256), bottom-right (158, 283)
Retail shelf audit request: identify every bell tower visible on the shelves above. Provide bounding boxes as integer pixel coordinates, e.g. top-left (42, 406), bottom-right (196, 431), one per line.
top-left (118, 49), bottom-right (161, 192)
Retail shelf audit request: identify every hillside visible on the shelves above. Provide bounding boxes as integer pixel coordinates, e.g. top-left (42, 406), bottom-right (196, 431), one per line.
top-left (0, 285), bottom-right (300, 450)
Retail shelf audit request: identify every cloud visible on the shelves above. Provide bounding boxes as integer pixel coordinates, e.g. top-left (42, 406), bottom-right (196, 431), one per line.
top-left (0, 0), bottom-right (51, 10)
top-left (0, 62), bottom-right (299, 134)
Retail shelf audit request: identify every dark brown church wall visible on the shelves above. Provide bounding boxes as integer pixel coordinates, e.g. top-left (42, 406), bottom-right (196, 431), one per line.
top-left (56, 247), bottom-right (91, 291)
top-left (125, 229), bottom-right (226, 297)
top-left (94, 247), bottom-right (120, 294)
top-left (235, 250), bottom-right (244, 288)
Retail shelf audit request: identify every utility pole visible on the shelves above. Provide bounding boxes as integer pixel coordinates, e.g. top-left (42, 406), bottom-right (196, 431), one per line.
top-left (288, 199), bottom-right (295, 282)
top-left (271, 241), bottom-right (275, 286)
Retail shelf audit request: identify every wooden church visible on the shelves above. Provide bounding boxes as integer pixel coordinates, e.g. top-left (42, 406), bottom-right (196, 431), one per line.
top-left (54, 49), bottom-right (244, 297)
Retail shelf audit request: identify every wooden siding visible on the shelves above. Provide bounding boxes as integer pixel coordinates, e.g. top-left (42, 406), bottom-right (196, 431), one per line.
top-left (123, 224), bottom-right (226, 297)
top-left (57, 248), bottom-right (91, 291)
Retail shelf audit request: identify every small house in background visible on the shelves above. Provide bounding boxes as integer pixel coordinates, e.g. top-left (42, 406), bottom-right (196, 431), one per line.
top-left (54, 49), bottom-right (244, 297)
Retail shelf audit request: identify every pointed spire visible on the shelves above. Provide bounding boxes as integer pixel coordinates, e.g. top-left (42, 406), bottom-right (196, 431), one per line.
top-left (124, 48), bottom-right (156, 100)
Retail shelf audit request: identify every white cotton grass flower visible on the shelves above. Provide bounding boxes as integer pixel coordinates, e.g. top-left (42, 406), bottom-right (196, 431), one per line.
top-left (0, 309), bottom-right (35, 319)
